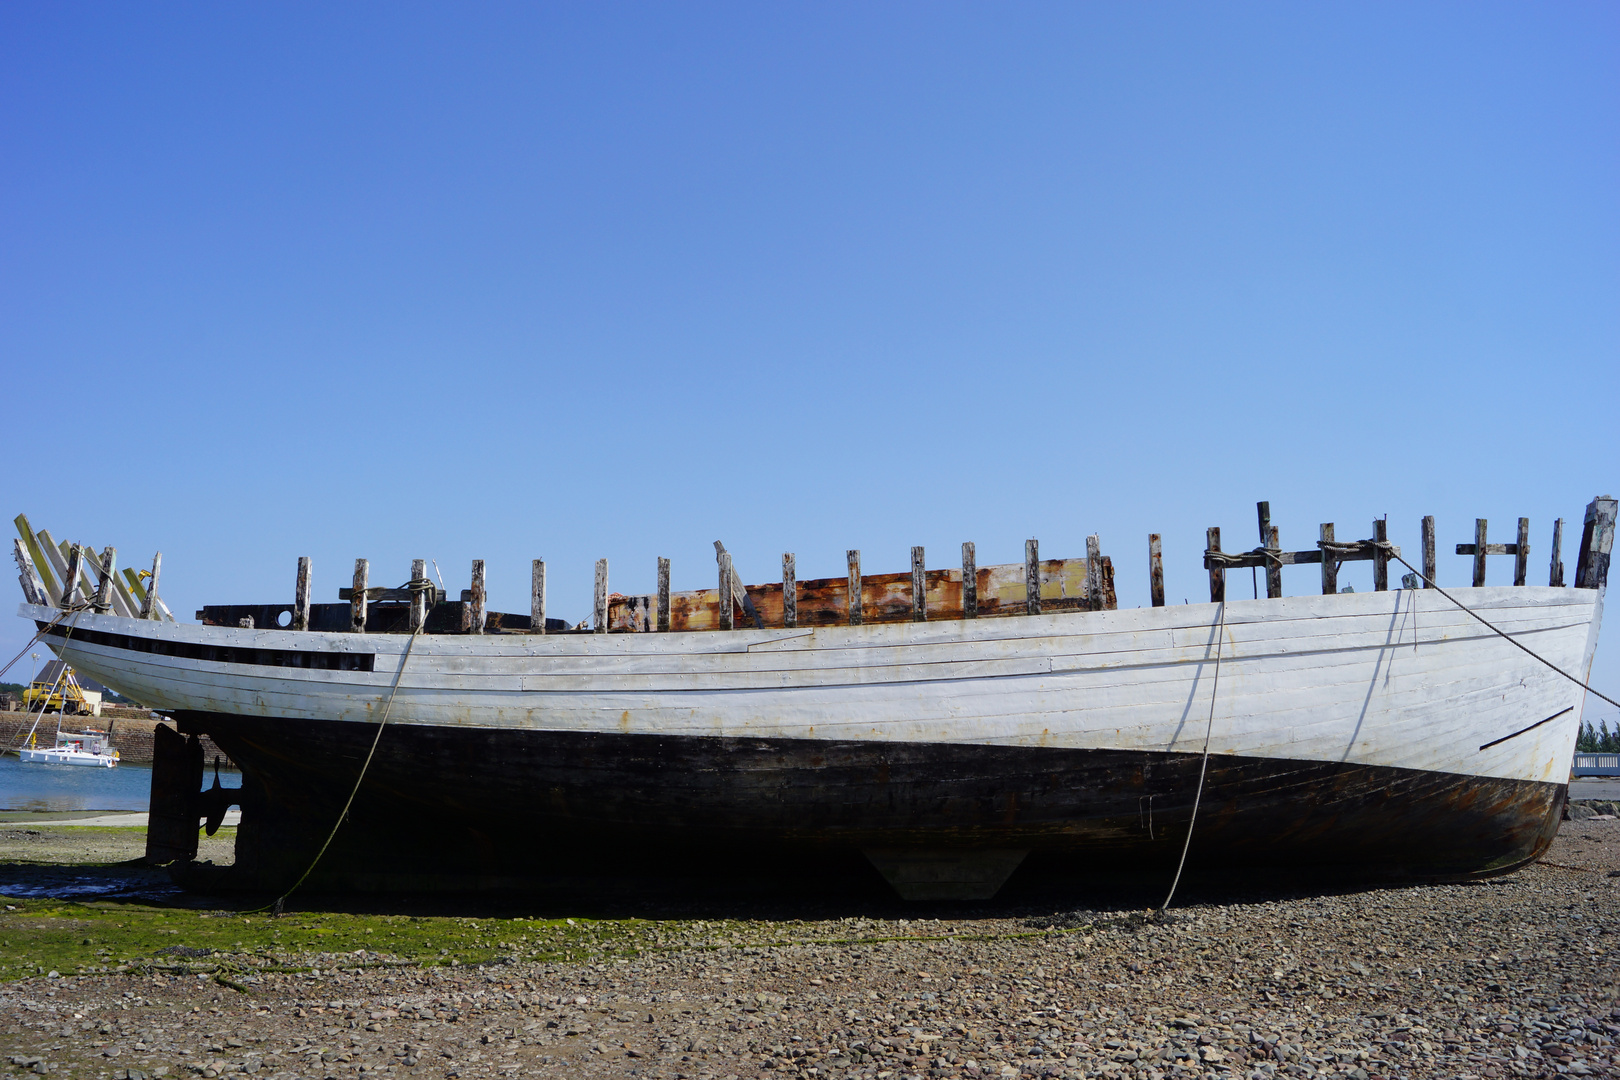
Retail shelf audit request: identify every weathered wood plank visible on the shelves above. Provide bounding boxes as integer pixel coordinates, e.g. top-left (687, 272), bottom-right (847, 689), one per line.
top-left (1025, 539), bottom-right (1041, 615)
top-left (911, 546), bottom-right (926, 622)
top-left (139, 553), bottom-right (163, 619)
top-left (13, 538), bottom-right (47, 605)
top-left (469, 560), bottom-right (487, 635)
top-left (409, 559), bottom-right (428, 631)
top-left (1257, 502), bottom-right (1282, 599)
top-left (1148, 534), bottom-right (1164, 608)
top-left (532, 559), bottom-right (547, 635)
top-left (1206, 528), bottom-right (1224, 603)
top-left (782, 553), bottom-right (797, 629)
top-left (1473, 519), bottom-right (1489, 587)
top-left (1319, 524), bottom-right (1337, 595)
top-left (92, 546), bottom-right (117, 614)
top-left (1514, 517), bottom-right (1530, 587)
top-left (1422, 515), bottom-right (1437, 588)
top-left (594, 559), bottom-right (609, 634)
top-left (1085, 535), bottom-right (1103, 612)
top-left (1575, 496), bottom-right (1618, 590)
top-left (13, 515), bottom-right (59, 600)
top-left (62, 543), bottom-right (85, 608)
top-left (1550, 519), bottom-right (1565, 587)
top-left (719, 552), bottom-right (735, 630)
top-left (293, 556), bottom-right (312, 630)
top-left (848, 550), bottom-right (863, 626)
top-left (657, 557), bottom-right (671, 632)
top-left (1372, 520), bottom-right (1388, 592)
top-left (351, 559), bottom-right (369, 633)
top-left (962, 542), bottom-right (977, 618)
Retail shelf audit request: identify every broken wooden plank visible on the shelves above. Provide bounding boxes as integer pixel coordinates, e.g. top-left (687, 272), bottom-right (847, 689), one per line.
top-left (1149, 534), bottom-right (1164, 608)
top-left (1319, 523), bottom-right (1337, 595)
top-left (469, 560), bottom-right (487, 635)
top-left (962, 542), bottom-right (977, 618)
top-left (1025, 539), bottom-right (1041, 615)
top-left (1422, 515), bottom-right (1437, 588)
top-left (409, 559), bottom-right (428, 631)
top-left (293, 557), bottom-right (312, 630)
top-left (1575, 496), bottom-right (1618, 590)
top-left (1206, 528), bottom-right (1224, 603)
top-left (1514, 517), bottom-right (1530, 587)
top-left (911, 546), bottom-right (926, 622)
top-left (1372, 520), bottom-right (1388, 592)
top-left (1550, 519), bottom-right (1565, 587)
top-left (847, 550), bottom-right (863, 626)
top-left (782, 553), bottom-right (797, 629)
top-left (594, 559), bottom-right (609, 634)
top-left (532, 559), bottom-right (547, 635)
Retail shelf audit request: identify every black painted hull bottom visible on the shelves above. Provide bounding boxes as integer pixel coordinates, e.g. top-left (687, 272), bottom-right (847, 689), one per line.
top-left (173, 712), bottom-right (1565, 895)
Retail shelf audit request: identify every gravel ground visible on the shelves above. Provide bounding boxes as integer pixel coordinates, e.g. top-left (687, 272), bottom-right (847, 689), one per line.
top-left (4, 818), bottom-right (1617, 1080)
top-left (0, 828), bottom-right (235, 869)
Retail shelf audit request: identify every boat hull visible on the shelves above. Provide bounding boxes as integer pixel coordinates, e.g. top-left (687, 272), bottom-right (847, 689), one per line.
top-left (182, 709), bottom-right (1564, 893)
top-left (17, 748), bottom-right (117, 767)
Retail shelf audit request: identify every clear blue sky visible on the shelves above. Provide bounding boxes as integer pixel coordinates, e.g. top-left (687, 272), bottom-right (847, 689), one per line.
top-left (3, 4), bottom-right (1617, 722)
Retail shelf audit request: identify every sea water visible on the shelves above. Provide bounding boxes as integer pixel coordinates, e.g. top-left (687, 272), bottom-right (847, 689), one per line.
top-left (0, 755), bottom-right (241, 812)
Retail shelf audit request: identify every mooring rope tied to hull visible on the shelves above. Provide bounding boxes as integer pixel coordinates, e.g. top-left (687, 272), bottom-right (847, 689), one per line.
top-left (1161, 599), bottom-right (1226, 912)
top-left (260, 621), bottom-right (425, 914)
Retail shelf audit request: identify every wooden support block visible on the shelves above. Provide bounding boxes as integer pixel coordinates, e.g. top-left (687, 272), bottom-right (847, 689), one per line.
top-left (1514, 517), bottom-right (1530, 586)
top-left (351, 559), bottom-right (369, 632)
top-left (532, 559), bottom-right (547, 634)
top-left (1257, 502), bottom-right (1282, 599)
top-left (1575, 496), bottom-right (1618, 590)
top-left (140, 553), bottom-right (163, 619)
top-left (962, 542), bottom-right (977, 618)
top-left (469, 559), bottom-right (487, 634)
top-left (93, 546), bottom-right (117, 613)
top-left (594, 559), bottom-right (608, 634)
top-left (1085, 534), bottom-right (1103, 611)
top-left (409, 559), bottom-right (427, 631)
top-left (1148, 534), bottom-right (1164, 608)
top-left (1025, 539), bottom-right (1041, 615)
top-left (1422, 516), bottom-right (1437, 588)
top-left (719, 552), bottom-right (735, 630)
top-left (782, 553), bottom-right (797, 628)
top-left (657, 557), bottom-right (671, 632)
top-left (62, 544), bottom-right (84, 608)
top-left (847, 550), bottom-right (862, 626)
top-left (1472, 519), bottom-right (1488, 587)
top-left (1550, 519), bottom-right (1565, 587)
top-left (1206, 528), bottom-right (1224, 603)
top-left (911, 546), bottom-right (926, 622)
top-left (1319, 524), bottom-right (1337, 595)
top-left (1372, 520), bottom-right (1388, 592)
top-left (293, 556), bottom-right (312, 630)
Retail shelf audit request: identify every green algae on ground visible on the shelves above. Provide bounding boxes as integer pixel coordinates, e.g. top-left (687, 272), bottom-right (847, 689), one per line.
top-left (0, 897), bottom-right (675, 984)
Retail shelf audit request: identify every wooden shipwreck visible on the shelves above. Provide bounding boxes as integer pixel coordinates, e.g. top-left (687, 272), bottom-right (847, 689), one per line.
top-left (11, 498), bottom-right (1617, 901)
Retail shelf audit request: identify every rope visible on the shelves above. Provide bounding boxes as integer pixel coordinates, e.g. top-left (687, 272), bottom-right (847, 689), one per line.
top-left (1372, 542), bottom-right (1620, 712)
top-left (1162, 599), bottom-right (1226, 912)
top-left (1, 605), bottom-right (92, 757)
top-left (257, 626), bottom-right (424, 914)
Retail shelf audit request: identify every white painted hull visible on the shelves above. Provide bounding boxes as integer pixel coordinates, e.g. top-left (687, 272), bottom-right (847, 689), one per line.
top-left (22, 586), bottom-right (1601, 788)
top-left (17, 747), bottom-right (117, 767)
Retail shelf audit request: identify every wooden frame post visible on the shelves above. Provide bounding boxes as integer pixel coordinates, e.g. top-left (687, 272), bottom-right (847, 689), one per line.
top-left (656, 557), bottom-right (671, 632)
top-left (293, 556), bottom-right (312, 630)
top-left (1148, 534), bottom-right (1164, 608)
top-left (1575, 496), bottom-right (1618, 590)
top-left (1422, 516), bottom-right (1436, 587)
top-left (718, 552), bottom-right (735, 630)
top-left (1206, 528), bottom-right (1224, 603)
top-left (1550, 519), bottom-right (1565, 587)
top-left (141, 552), bottom-right (162, 620)
top-left (847, 550), bottom-right (862, 626)
top-left (531, 559), bottom-right (547, 634)
top-left (93, 546), bottom-right (117, 614)
top-left (1513, 517), bottom-right (1530, 586)
top-left (409, 559), bottom-right (427, 631)
top-left (1319, 524), bottom-right (1337, 595)
top-left (1085, 534), bottom-right (1103, 611)
top-left (1372, 519), bottom-right (1389, 591)
top-left (62, 544), bottom-right (84, 608)
top-left (469, 559), bottom-right (487, 634)
top-left (13, 539), bottom-right (48, 606)
top-left (1025, 539), bottom-right (1041, 615)
top-left (911, 546), bottom-right (926, 622)
top-left (1257, 502), bottom-right (1282, 600)
top-left (594, 559), bottom-right (608, 633)
top-left (962, 542), bottom-right (977, 618)
top-left (1471, 519), bottom-right (1489, 587)
top-left (782, 553), bottom-right (797, 628)
top-left (351, 559), bottom-right (369, 632)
